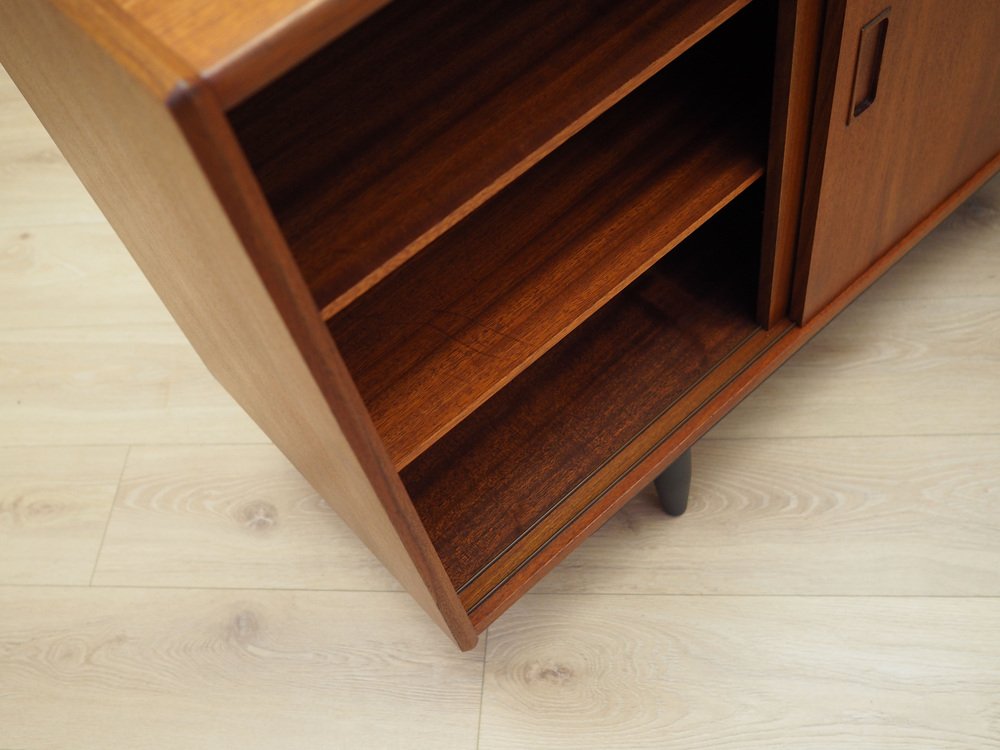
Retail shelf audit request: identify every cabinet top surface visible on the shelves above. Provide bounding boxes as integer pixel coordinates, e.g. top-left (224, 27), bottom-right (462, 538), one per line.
top-left (106, 0), bottom-right (390, 107)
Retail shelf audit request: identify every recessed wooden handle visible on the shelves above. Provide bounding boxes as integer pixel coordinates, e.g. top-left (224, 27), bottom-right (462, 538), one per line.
top-left (849, 7), bottom-right (891, 123)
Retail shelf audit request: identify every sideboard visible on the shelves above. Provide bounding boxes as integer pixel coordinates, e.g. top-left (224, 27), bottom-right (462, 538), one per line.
top-left (2, 0), bottom-right (997, 649)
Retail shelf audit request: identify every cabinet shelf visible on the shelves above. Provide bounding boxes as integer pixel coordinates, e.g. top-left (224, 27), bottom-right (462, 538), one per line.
top-left (398, 194), bottom-right (781, 612)
top-left (330, 53), bottom-right (765, 470)
top-left (229, 0), bottom-right (754, 318)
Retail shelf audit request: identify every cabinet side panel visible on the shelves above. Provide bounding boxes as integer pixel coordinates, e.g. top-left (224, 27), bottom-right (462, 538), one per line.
top-left (0, 0), bottom-right (475, 649)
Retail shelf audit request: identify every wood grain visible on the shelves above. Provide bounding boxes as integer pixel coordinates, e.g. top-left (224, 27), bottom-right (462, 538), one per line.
top-left (93, 445), bottom-right (400, 591)
top-left (332, 45), bottom-right (765, 469)
top-left (0, 223), bottom-right (172, 329)
top-left (863, 176), bottom-right (1000, 301)
top-left (231, 0), bottom-right (756, 316)
top-left (481, 595), bottom-right (1000, 749)
top-left (0, 587), bottom-right (484, 750)
top-left (757, 0), bottom-right (824, 326)
top-left (113, 0), bottom-right (391, 107)
top-left (0, 0), bottom-right (475, 648)
top-left (4, 18), bottom-right (1000, 741)
top-left (0, 446), bottom-right (127, 585)
top-left (709, 293), bottom-right (1000, 440)
top-left (463, 319), bottom-right (794, 630)
top-left (534, 436), bottom-right (1000, 595)
top-left (401, 201), bottom-right (765, 598)
top-left (0, 68), bottom-right (104, 227)
top-left (457, 170), bottom-right (1000, 629)
top-left (0, 324), bottom-right (265, 446)
top-left (794, 0), bottom-right (1000, 321)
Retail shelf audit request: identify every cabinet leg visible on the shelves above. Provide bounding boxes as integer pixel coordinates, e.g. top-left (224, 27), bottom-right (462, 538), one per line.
top-left (653, 449), bottom-right (692, 517)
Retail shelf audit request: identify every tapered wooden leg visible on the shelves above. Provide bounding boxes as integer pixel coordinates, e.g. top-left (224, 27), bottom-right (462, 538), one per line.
top-left (654, 448), bottom-right (692, 517)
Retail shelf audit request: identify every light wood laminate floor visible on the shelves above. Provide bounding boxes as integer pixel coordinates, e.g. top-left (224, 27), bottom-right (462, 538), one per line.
top-left (1, 66), bottom-right (999, 749)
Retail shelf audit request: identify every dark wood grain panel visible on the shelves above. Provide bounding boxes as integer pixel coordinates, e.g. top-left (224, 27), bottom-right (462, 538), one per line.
top-left (465, 152), bottom-right (1000, 630)
top-left (330, 49), bottom-right (767, 470)
top-left (229, 0), bottom-right (756, 317)
top-left (794, 0), bottom-right (1000, 322)
top-left (400, 195), bottom-right (764, 596)
top-left (757, 0), bottom-right (824, 326)
top-left (466, 323), bottom-right (790, 628)
top-left (115, 0), bottom-right (391, 107)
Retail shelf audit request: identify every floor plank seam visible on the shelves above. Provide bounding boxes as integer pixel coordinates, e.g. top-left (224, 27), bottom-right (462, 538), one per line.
top-left (474, 629), bottom-right (489, 750)
top-left (0, 323), bottom-right (175, 332)
top-left (702, 431), bottom-right (1000, 442)
top-left (88, 445), bottom-right (131, 586)
top-left (0, 582), bottom-right (408, 594)
top-left (849, 292), bottom-right (1000, 304)
top-left (0, 441), bottom-right (277, 449)
top-left (3, 583), bottom-right (998, 600)
top-left (0, 218), bottom-right (109, 229)
top-left (520, 592), bottom-right (1000, 599)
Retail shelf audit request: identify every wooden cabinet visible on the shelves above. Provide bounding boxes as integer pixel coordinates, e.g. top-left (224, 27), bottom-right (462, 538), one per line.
top-left (1, 0), bottom-right (997, 650)
top-left (795, 0), bottom-right (1000, 321)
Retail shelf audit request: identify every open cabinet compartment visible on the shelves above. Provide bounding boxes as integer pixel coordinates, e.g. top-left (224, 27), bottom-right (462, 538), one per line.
top-left (228, 0), bottom-right (758, 318)
top-left (226, 0), bottom-right (783, 629)
top-left (328, 29), bottom-right (769, 470)
top-left (402, 190), bottom-right (785, 618)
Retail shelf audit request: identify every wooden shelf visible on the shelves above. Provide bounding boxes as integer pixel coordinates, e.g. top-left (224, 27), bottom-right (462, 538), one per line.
top-left (397, 194), bottom-right (779, 610)
top-left (229, 0), bottom-right (754, 317)
top-left (330, 55), bottom-right (765, 470)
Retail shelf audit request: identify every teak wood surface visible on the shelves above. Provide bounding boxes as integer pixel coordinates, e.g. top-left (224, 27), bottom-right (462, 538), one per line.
top-left (400, 200), bottom-right (771, 604)
top-left (112, 0), bottom-right (391, 107)
top-left (5, 41), bottom-right (1000, 744)
top-left (757, 0), bottom-right (824, 327)
top-left (460, 151), bottom-right (1000, 629)
top-left (4, 0), bottom-right (1000, 650)
top-left (231, 0), bottom-right (755, 318)
top-left (794, 0), bottom-right (1000, 321)
top-left (332, 42), bottom-right (766, 469)
top-left (0, 0), bottom-right (477, 649)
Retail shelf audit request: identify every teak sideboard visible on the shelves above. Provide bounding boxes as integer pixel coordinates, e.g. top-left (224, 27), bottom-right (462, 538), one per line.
top-left (2, 0), bottom-right (998, 650)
